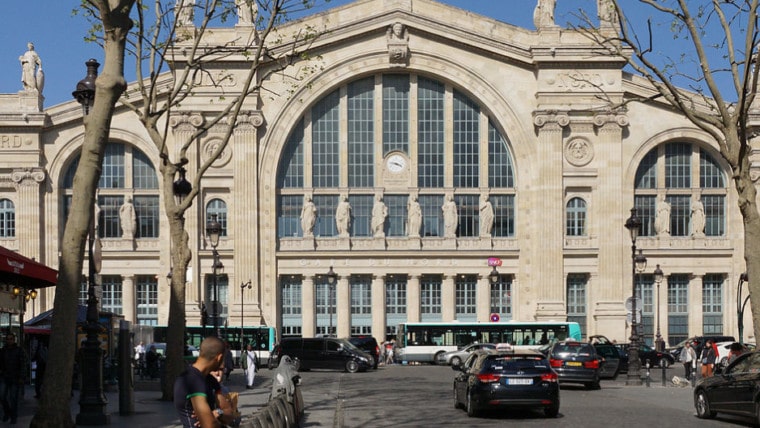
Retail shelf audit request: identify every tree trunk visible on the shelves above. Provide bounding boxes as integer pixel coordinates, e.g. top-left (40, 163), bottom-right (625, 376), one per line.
top-left (735, 167), bottom-right (760, 343)
top-left (30, 1), bottom-right (133, 425)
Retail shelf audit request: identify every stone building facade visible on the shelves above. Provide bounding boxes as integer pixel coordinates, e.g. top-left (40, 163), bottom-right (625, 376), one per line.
top-left (0, 0), bottom-right (754, 345)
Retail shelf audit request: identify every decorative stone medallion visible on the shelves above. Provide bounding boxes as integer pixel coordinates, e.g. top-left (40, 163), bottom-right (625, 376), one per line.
top-left (564, 137), bottom-right (594, 167)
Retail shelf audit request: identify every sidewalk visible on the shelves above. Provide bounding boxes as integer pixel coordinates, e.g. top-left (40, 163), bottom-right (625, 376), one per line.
top-left (15, 370), bottom-right (274, 427)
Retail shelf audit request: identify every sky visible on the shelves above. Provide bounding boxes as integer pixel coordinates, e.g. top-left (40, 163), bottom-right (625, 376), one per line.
top-left (0, 1), bottom-right (732, 108)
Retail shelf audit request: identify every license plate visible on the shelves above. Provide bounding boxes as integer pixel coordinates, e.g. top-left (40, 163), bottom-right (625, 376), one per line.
top-left (507, 378), bottom-right (533, 385)
top-left (566, 362), bottom-right (582, 367)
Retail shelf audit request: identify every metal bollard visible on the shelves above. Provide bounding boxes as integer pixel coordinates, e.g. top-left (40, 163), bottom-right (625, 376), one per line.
top-left (661, 362), bottom-right (667, 386)
top-left (644, 360), bottom-right (651, 387)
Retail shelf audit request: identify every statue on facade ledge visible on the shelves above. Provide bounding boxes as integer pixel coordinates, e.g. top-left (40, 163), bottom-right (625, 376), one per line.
top-left (387, 22), bottom-right (409, 66)
top-left (19, 42), bottom-right (43, 94)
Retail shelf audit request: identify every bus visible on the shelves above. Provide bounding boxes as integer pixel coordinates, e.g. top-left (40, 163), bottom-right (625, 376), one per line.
top-left (395, 321), bottom-right (582, 363)
top-left (150, 325), bottom-right (277, 365)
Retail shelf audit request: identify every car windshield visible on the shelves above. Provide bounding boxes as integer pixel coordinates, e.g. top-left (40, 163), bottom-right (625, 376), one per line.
top-left (552, 344), bottom-right (593, 356)
top-left (483, 355), bottom-right (548, 372)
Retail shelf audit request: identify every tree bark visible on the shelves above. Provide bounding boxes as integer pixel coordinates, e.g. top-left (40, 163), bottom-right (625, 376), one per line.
top-left (30, 1), bottom-right (134, 426)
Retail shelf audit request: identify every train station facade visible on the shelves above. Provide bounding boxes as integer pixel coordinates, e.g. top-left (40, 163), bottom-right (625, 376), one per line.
top-left (0, 0), bottom-right (755, 345)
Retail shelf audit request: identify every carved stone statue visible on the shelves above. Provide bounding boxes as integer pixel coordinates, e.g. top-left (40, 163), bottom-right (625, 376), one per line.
top-left (236, 0), bottom-right (257, 25)
top-left (386, 22), bottom-right (409, 65)
top-left (407, 194), bottom-right (422, 238)
top-left (176, 0), bottom-right (194, 26)
top-left (371, 193), bottom-right (388, 238)
top-left (301, 194), bottom-right (316, 237)
top-left (120, 197), bottom-right (137, 239)
top-left (479, 194), bottom-right (494, 237)
top-left (442, 193), bottom-right (458, 238)
top-left (598, 0), bottom-right (620, 30)
top-left (19, 42), bottom-right (43, 93)
top-left (335, 194), bottom-right (351, 237)
top-left (691, 196), bottom-right (706, 238)
top-left (654, 195), bottom-right (671, 237)
top-left (533, 0), bottom-right (556, 29)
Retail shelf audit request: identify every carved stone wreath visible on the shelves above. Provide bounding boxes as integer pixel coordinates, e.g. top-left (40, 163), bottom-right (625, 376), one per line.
top-left (202, 138), bottom-right (232, 168)
top-left (564, 137), bottom-right (594, 167)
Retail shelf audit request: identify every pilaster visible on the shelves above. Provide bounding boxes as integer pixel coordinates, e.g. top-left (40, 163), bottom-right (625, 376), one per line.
top-left (688, 275), bottom-right (704, 341)
top-left (442, 275), bottom-right (455, 321)
top-left (336, 276), bottom-right (350, 337)
top-left (302, 276), bottom-right (315, 337)
top-left (371, 275), bottom-right (386, 340)
top-left (11, 168), bottom-right (45, 259)
top-left (122, 275), bottom-right (136, 323)
top-left (406, 275), bottom-right (420, 323)
top-left (476, 275), bottom-right (490, 322)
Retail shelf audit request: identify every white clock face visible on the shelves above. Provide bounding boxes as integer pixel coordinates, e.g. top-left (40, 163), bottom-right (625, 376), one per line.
top-left (386, 154), bottom-right (407, 173)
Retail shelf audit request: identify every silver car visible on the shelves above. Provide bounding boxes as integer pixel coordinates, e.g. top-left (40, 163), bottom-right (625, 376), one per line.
top-left (436, 343), bottom-right (496, 366)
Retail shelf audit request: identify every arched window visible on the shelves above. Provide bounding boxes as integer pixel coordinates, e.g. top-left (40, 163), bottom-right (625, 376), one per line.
top-left (63, 143), bottom-right (159, 238)
top-left (0, 199), bottom-right (15, 238)
top-left (634, 143), bottom-right (727, 237)
top-left (206, 198), bottom-right (228, 237)
top-left (566, 198), bottom-right (587, 237)
top-left (276, 73), bottom-right (516, 239)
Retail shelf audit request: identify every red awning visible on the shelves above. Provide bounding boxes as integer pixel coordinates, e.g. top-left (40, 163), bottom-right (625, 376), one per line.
top-left (0, 246), bottom-right (57, 288)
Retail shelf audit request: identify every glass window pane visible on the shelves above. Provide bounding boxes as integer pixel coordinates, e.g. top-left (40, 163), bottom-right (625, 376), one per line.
top-left (0, 199), bottom-right (15, 238)
top-left (454, 194), bottom-right (478, 237)
top-left (313, 195), bottom-right (338, 237)
top-left (348, 78), bottom-right (375, 187)
top-left (700, 149), bottom-right (725, 188)
top-left (206, 199), bottom-right (228, 237)
top-left (383, 74), bottom-right (409, 154)
top-left (100, 144), bottom-right (125, 188)
top-left (566, 197), bottom-right (586, 237)
top-left (133, 149), bottom-right (158, 189)
top-left (385, 194), bottom-right (407, 237)
top-left (134, 196), bottom-right (159, 238)
top-left (349, 195), bottom-right (373, 237)
top-left (312, 91), bottom-right (340, 188)
top-left (665, 143), bottom-right (691, 188)
top-left (488, 121), bottom-right (514, 188)
top-left (635, 149), bottom-right (657, 189)
top-left (278, 119), bottom-right (304, 188)
top-left (417, 77), bottom-right (444, 188)
top-left (453, 90), bottom-right (479, 188)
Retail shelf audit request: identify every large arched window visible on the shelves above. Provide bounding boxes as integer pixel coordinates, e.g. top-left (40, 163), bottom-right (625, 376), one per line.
top-left (0, 199), bottom-right (15, 238)
top-left (633, 143), bottom-right (727, 237)
top-left (566, 197), bottom-right (587, 237)
top-left (63, 143), bottom-right (159, 238)
top-left (276, 73), bottom-right (516, 239)
top-left (206, 198), bottom-right (228, 237)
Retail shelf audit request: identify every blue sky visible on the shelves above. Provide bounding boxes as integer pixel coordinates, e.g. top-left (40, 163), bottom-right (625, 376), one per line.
top-left (0, 1), bottom-right (726, 107)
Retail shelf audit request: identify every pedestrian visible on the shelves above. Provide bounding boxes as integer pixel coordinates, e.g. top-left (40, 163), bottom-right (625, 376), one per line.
top-left (146, 345), bottom-right (160, 379)
top-left (679, 341), bottom-right (695, 380)
top-left (134, 340), bottom-right (145, 376)
top-left (0, 334), bottom-right (27, 424)
top-left (174, 336), bottom-right (236, 428)
top-left (223, 342), bottom-right (235, 381)
top-left (384, 341), bottom-right (394, 365)
top-left (700, 339), bottom-right (717, 378)
top-left (241, 344), bottom-right (257, 389)
top-left (33, 342), bottom-right (48, 399)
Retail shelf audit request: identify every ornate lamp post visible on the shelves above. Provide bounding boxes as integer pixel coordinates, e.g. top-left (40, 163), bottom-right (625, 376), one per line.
top-left (73, 59), bottom-right (110, 425)
top-left (738, 272), bottom-right (750, 344)
top-left (326, 266), bottom-right (337, 336)
top-left (240, 280), bottom-right (251, 354)
top-left (488, 266), bottom-right (500, 284)
top-left (206, 214), bottom-right (223, 337)
top-left (624, 208), bottom-right (644, 386)
top-left (653, 264), bottom-right (665, 351)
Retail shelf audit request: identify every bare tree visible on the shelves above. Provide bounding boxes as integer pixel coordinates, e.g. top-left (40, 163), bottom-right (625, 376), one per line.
top-left (575, 1), bottom-right (760, 340)
top-left (94, 0), bottom-right (324, 400)
top-left (31, 2), bottom-right (135, 427)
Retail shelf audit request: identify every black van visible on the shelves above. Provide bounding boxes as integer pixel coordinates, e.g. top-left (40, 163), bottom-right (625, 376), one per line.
top-left (269, 337), bottom-right (372, 373)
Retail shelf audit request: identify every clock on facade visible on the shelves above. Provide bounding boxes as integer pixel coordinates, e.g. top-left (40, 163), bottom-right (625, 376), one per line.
top-left (386, 153), bottom-right (407, 173)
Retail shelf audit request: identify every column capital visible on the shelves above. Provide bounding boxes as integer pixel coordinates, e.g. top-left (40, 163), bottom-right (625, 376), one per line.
top-left (169, 112), bottom-right (205, 133)
top-left (533, 110), bottom-right (569, 128)
top-left (11, 167), bottom-right (45, 187)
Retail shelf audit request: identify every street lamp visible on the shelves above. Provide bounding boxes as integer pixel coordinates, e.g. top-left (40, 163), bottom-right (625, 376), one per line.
top-left (624, 208), bottom-right (643, 386)
top-left (172, 166), bottom-right (192, 205)
top-left (240, 280), bottom-right (252, 355)
top-left (73, 59), bottom-right (110, 425)
top-left (653, 264), bottom-right (665, 351)
top-left (738, 272), bottom-right (750, 344)
top-left (489, 266), bottom-right (500, 284)
top-left (326, 266), bottom-right (337, 337)
top-left (206, 214), bottom-right (223, 337)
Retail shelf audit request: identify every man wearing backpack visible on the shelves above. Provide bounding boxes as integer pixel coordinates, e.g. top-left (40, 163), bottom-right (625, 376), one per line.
top-left (0, 334), bottom-right (26, 424)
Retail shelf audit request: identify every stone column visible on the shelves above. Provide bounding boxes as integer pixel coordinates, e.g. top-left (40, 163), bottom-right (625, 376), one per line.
top-left (11, 168), bottom-right (45, 259)
top-left (232, 112), bottom-right (265, 322)
top-left (656, 274), bottom-right (668, 345)
top-left (688, 275), bottom-right (704, 341)
top-left (336, 276), bottom-right (350, 337)
top-left (121, 275), bottom-right (136, 323)
top-left (476, 275), bottom-right (491, 322)
top-left (406, 275), bottom-right (420, 323)
top-left (531, 112), bottom-right (568, 320)
top-left (371, 275), bottom-right (386, 340)
top-left (301, 276), bottom-right (316, 337)
top-left (442, 275), bottom-right (456, 321)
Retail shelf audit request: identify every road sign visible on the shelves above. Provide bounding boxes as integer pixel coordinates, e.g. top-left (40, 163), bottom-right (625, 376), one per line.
top-left (625, 297), bottom-right (641, 312)
top-left (490, 313), bottom-right (500, 322)
top-left (488, 257), bottom-right (502, 267)
top-left (626, 312), bottom-right (642, 324)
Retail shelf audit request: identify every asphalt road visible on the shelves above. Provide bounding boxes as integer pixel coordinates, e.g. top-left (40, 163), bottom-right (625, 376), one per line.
top-left (293, 363), bottom-right (756, 427)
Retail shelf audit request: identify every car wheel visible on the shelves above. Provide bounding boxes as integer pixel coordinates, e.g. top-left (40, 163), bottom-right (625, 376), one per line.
top-left (586, 376), bottom-right (601, 390)
top-left (659, 357), bottom-right (670, 368)
top-left (695, 390), bottom-right (716, 419)
top-left (466, 391), bottom-right (478, 417)
top-left (544, 400), bottom-right (560, 418)
top-left (450, 356), bottom-right (461, 367)
top-left (434, 351), bottom-right (446, 365)
top-left (345, 360), bottom-right (359, 373)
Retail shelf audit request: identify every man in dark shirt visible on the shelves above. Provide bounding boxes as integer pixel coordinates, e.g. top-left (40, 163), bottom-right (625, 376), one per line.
top-left (174, 336), bottom-right (232, 428)
top-left (0, 334), bottom-right (26, 424)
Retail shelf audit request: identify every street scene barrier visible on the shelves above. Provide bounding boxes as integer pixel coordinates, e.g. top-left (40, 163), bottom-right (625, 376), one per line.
top-left (241, 356), bottom-right (303, 428)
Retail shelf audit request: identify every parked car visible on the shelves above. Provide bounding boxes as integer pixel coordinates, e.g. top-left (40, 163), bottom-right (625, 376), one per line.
top-left (347, 336), bottom-right (381, 369)
top-left (547, 341), bottom-right (602, 389)
top-left (436, 343), bottom-right (496, 366)
top-left (592, 343), bottom-right (622, 379)
top-left (452, 349), bottom-right (559, 418)
top-left (668, 335), bottom-right (736, 361)
top-left (615, 343), bottom-right (675, 368)
top-left (268, 337), bottom-right (372, 373)
top-left (694, 351), bottom-right (760, 421)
